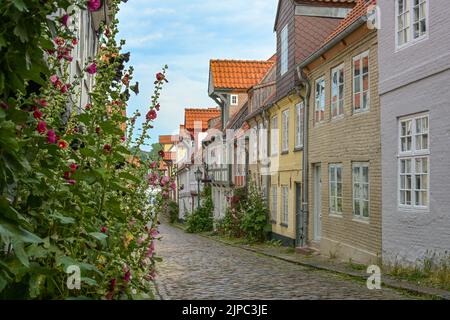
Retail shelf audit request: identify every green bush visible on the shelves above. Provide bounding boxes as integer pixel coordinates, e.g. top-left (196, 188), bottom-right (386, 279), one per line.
top-left (186, 186), bottom-right (213, 233)
top-left (168, 201), bottom-right (179, 224)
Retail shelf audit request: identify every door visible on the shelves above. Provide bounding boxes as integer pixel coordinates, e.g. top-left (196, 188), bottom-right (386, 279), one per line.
top-left (313, 165), bottom-right (322, 241)
top-left (295, 182), bottom-right (304, 246)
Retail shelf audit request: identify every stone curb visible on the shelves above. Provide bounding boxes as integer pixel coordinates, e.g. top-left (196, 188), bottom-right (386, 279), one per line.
top-left (178, 226), bottom-right (450, 300)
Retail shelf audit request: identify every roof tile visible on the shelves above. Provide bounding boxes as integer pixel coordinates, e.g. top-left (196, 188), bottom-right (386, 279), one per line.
top-left (184, 108), bottom-right (221, 131)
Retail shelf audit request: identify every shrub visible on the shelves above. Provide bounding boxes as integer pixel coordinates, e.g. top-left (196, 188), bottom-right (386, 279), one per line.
top-left (186, 186), bottom-right (213, 233)
top-left (168, 200), bottom-right (179, 224)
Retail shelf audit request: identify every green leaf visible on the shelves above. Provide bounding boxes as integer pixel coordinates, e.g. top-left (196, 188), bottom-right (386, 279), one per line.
top-left (119, 171), bottom-right (141, 184)
top-left (29, 274), bottom-right (46, 298)
top-left (12, 0), bottom-right (28, 11)
top-left (0, 273), bottom-right (8, 292)
top-left (81, 277), bottom-right (97, 286)
top-left (88, 232), bottom-right (108, 241)
top-left (12, 241), bottom-right (29, 267)
top-left (49, 213), bottom-right (76, 225)
top-left (0, 218), bottom-right (43, 243)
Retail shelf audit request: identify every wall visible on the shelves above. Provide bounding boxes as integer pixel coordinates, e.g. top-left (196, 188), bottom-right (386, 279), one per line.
top-left (378, 0), bottom-right (450, 265)
top-left (306, 31), bottom-right (381, 264)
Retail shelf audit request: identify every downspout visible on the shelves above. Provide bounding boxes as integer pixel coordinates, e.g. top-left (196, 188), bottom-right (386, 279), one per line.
top-left (296, 66), bottom-right (311, 248)
top-left (262, 109), bottom-right (270, 203)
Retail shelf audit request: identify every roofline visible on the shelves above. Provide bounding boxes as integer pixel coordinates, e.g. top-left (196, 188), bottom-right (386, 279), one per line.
top-left (297, 15), bottom-right (367, 69)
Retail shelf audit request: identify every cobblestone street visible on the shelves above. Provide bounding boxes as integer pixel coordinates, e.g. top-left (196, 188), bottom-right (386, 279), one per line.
top-left (155, 224), bottom-right (414, 300)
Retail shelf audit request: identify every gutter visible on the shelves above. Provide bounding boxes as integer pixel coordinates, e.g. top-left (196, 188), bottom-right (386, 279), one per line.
top-left (296, 66), bottom-right (311, 248)
top-left (297, 16), bottom-right (367, 70)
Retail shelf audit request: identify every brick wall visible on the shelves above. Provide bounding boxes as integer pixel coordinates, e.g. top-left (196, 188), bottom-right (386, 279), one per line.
top-left (306, 31), bottom-right (381, 264)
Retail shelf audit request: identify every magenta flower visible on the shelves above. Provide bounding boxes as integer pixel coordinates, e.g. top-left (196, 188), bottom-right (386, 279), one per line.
top-left (170, 181), bottom-right (176, 191)
top-left (87, 0), bottom-right (101, 11)
top-left (70, 163), bottom-right (78, 173)
top-left (160, 176), bottom-right (170, 187)
top-left (68, 179), bottom-right (76, 185)
top-left (60, 14), bottom-right (70, 27)
top-left (146, 242), bottom-right (155, 257)
top-left (86, 62), bottom-right (97, 75)
top-left (37, 121), bottom-right (47, 134)
top-left (149, 228), bottom-right (160, 239)
top-left (124, 270), bottom-right (131, 282)
top-left (47, 129), bottom-right (56, 143)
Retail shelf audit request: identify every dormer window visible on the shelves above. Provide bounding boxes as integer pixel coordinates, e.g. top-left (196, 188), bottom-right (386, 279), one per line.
top-left (230, 94), bottom-right (238, 106)
top-left (280, 24), bottom-right (288, 76)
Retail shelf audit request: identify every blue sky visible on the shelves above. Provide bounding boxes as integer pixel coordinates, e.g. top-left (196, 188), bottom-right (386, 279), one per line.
top-left (117, 0), bottom-right (278, 150)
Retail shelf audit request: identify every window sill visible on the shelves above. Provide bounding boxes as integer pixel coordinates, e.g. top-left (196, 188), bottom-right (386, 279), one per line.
top-left (281, 151), bottom-right (289, 155)
top-left (329, 213), bottom-right (343, 218)
top-left (270, 220), bottom-right (277, 225)
top-left (294, 146), bottom-right (303, 152)
top-left (352, 217), bottom-right (370, 224)
top-left (398, 206), bottom-right (430, 214)
top-left (352, 109), bottom-right (370, 116)
top-left (280, 223), bottom-right (289, 228)
top-left (395, 34), bottom-right (429, 53)
top-left (331, 114), bottom-right (344, 121)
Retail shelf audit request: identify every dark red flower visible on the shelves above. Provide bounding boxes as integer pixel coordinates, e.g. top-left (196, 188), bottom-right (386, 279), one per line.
top-left (38, 99), bottom-right (47, 107)
top-left (156, 72), bottom-right (166, 82)
top-left (60, 14), bottom-right (70, 27)
top-left (37, 121), bottom-right (47, 134)
top-left (120, 136), bottom-right (126, 142)
top-left (101, 226), bottom-right (108, 234)
top-left (47, 130), bottom-right (56, 143)
top-left (70, 163), bottom-right (78, 173)
top-left (0, 101), bottom-right (9, 110)
top-left (72, 38), bottom-right (78, 46)
top-left (58, 140), bottom-right (68, 149)
top-left (146, 109), bottom-right (157, 121)
top-left (85, 103), bottom-right (91, 110)
top-left (33, 107), bottom-right (43, 119)
top-left (103, 144), bottom-right (112, 153)
top-left (155, 104), bottom-right (160, 111)
top-left (124, 270), bottom-right (131, 282)
top-left (158, 150), bottom-right (165, 158)
top-left (64, 171), bottom-right (71, 180)
top-left (86, 63), bottom-right (97, 75)
top-left (95, 127), bottom-right (101, 134)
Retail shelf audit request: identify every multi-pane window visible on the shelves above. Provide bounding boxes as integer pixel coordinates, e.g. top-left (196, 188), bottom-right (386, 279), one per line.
top-left (314, 78), bottom-right (325, 123)
top-left (281, 185), bottom-right (289, 225)
top-left (282, 109), bottom-right (289, 152)
top-left (271, 116), bottom-right (278, 156)
top-left (396, 0), bottom-right (428, 47)
top-left (331, 64), bottom-right (344, 118)
top-left (295, 103), bottom-right (304, 149)
top-left (271, 186), bottom-right (278, 222)
top-left (399, 114), bottom-right (429, 209)
top-left (329, 164), bottom-right (343, 214)
top-left (280, 24), bottom-right (288, 75)
top-left (353, 51), bottom-right (370, 113)
top-left (231, 94), bottom-right (238, 106)
top-left (353, 163), bottom-right (370, 218)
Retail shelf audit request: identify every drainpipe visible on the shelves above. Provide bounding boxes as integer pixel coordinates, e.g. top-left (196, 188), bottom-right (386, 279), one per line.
top-left (296, 66), bottom-right (311, 248)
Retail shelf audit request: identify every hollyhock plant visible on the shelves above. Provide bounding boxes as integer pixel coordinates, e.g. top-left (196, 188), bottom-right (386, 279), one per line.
top-left (50, 75), bottom-right (59, 84)
top-left (33, 107), bottom-right (43, 119)
top-left (156, 72), bottom-right (167, 82)
top-left (103, 144), bottom-right (112, 153)
top-left (70, 163), bottom-right (78, 173)
top-left (58, 140), bottom-right (68, 149)
top-left (86, 62), bottom-right (97, 74)
top-left (64, 171), bottom-right (71, 180)
top-left (155, 103), bottom-right (160, 111)
top-left (150, 161), bottom-right (157, 169)
top-left (37, 99), bottom-right (47, 107)
top-left (37, 121), bottom-right (47, 134)
top-left (60, 14), bottom-right (69, 27)
top-left (160, 176), bottom-right (170, 187)
top-left (67, 179), bottom-right (76, 185)
top-left (158, 150), bottom-right (165, 158)
top-left (101, 226), bottom-right (108, 234)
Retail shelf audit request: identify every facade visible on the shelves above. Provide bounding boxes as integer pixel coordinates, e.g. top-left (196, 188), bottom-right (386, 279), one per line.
top-left (378, 0), bottom-right (450, 266)
top-left (159, 135), bottom-right (179, 200)
top-left (298, 0), bottom-right (381, 264)
top-left (207, 59), bottom-right (275, 219)
top-left (176, 108), bottom-right (221, 220)
top-left (269, 0), bottom-right (356, 246)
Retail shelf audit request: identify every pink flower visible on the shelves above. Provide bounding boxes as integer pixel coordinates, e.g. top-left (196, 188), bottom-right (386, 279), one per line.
top-left (150, 161), bottom-right (157, 169)
top-left (37, 99), bottom-right (47, 107)
top-left (149, 228), bottom-right (160, 239)
top-left (124, 270), bottom-right (131, 282)
top-left (160, 176), bottom-right (170, 187)
top-left (146, 109), bottom-right (157, 121)
top-left (37, 121), bottom-right (47, 134)
top-left (50, 75), bottom-right (59, 84)
top-left (144, 270), bottom-right (157, 281)
top-left (67, 179), bottom-right (76, 185)
top-left (47, 129), bottom-right (56, 143)
top-left (64, 55), bottom-right (73, 62)
top-left (170, 181), bottom-right (177, 191)
top-left (87, 0), bottom-right (101, 11)
top-left (146, 241), bottom-right (155, 257)
top-left (86, 62), bottom-right (97, 75)
top-left (33, 107), bottom-right (43, 119)
top-left (137, 236), bottom-right (146, 245)
top-left (60, 14), bottom-right (70, 27)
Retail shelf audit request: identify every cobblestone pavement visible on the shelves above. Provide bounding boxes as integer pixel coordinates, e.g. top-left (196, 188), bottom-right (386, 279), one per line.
top-left (155, 224), bottom-right (414, 300)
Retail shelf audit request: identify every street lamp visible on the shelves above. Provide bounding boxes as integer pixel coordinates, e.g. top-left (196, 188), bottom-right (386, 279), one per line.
top-left (194, 167), bottom-right (202, 208)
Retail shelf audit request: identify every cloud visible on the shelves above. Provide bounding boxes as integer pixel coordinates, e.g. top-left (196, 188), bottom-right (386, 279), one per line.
top-left (125, 33), bottom-right (164, 48)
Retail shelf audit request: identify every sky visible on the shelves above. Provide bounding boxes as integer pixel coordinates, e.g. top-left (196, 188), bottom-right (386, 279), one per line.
top-left (117, 0), bottom-right (278, 150)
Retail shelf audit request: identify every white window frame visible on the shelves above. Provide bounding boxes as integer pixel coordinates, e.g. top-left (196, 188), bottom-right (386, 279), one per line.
top-left (270, 115), bottom-right (279, 156)
top-left (230, 94), bottom-right (239, 106)
top-left (352, 162), bottom-right (370, 219)
top-left (281, 185), bottom-right (289, 225)
top-left (295, 102), bottom-right (304, 149)
top-left (314, 77), bottom-right (325, 123)
top-left (329, 164), bottom-right (343, 215)
top-left (398, 113), bottom-right (430, 211)
top-left (280, 24), bottom-right (288, 76)
top-left (271, 185), bottom-right (278, 222)
top-left (282, 109), bottom-right (289, 153)
top-left (352, 51), bottom-right (370, 114)
top-left (331, 64), bottom-right (345, 118)
top-left (395, 0), bottom-right (429, 50)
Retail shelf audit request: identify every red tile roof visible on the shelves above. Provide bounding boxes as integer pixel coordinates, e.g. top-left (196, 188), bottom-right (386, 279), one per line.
top-left (296, 0), bottom-right (356, 3)
top-left (323, 0), bottom-right (376, 45)
top-left (159, 135), bottom-right (178, 145)
top-left (210, 59), bottom-right (275, 90)
top-left (185, 108), bottom-right (221, 131)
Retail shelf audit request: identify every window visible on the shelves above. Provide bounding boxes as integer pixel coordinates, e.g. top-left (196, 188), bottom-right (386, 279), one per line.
top-left (396, 0), bottom-right (428, 48)
top-left (329, 164), bottom-right (343, 214)
top-left (314, 78), bottom-right (325, 123)
top-left (280, 24), bottom-right (288, 75)
top-left (282, 109), bottom-right (289, 153)
top-left (398, 114), bottom-right (429, 209)
top-left (231, 94), bottom-right (238, 106)
top-left (353, 163), bottom-right (370, 218)
top-left (353, 51), bottom-right (370, 113)
top-left (281, 185), bottom-right (289, 225)
top-left (271, 186), bottom-right (278, 222)
top-left (295, 103), bottom-right (304, 149)
top-left (271, 115), bottom-right (279, 156)
top-left (331, 64), bottom-right (344, 118)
